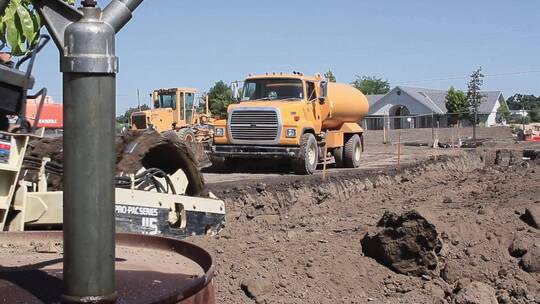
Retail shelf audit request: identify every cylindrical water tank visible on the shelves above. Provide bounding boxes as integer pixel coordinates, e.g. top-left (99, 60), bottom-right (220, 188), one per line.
top-left (322, 83), bottom-right (369, 130)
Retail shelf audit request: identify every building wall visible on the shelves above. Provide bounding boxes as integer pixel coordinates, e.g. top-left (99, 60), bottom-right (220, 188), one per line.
top-left (369, 88), bottom-right (434, 116)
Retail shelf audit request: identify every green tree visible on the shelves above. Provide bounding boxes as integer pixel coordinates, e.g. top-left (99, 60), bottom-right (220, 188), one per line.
top-left (496, 101), bottom-right (510, 124)
top-left (507, 94), bottom-right (540, 123)
top-left (116, 104), bottom-right (150, 124)
top-left (466, 67), bottom-right (485, 141)
top-left (207, 81), bottom-right (232, 118)
top-left (445, 86), bottom-right (469, 126)
top-left (351, 75), bottom-right (390, 95)
top-left (324, 70), bottom-right (336, 82)
top-left (1, 0), bottom-right (74, 56)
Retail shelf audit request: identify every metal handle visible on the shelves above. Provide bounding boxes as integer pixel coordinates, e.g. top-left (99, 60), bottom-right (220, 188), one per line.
top-left (16, 35), bottom-right (51, 72)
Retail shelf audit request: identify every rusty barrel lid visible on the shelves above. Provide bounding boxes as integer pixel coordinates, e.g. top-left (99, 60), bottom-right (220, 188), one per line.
top-left (0, 232), bottom-right (215, 304)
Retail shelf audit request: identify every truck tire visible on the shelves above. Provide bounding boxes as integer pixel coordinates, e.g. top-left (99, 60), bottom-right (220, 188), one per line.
top-left (293, 133), bottom-right (318, 175)
top-left (332, 147), bottom-right (344, 167)
top-left (343, 134), bottom-right (361, 168)
top-left (176, 128), bottom-right (196, 142)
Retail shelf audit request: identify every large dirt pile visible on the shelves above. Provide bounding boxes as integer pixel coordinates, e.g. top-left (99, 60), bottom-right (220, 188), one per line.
top-left (189, 150), bottom-right (540, 303)
top-left (361, 210), bottom-right (442, 276)
top-left (23, 130), bottom-right (207, 195)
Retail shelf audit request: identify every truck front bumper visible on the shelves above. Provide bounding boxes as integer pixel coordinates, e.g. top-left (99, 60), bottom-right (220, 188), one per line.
top-left (211, 145), bottom-right (300, 159)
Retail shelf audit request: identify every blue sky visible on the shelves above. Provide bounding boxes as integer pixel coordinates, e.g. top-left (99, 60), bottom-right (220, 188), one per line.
top-left (30, 0), bottom-right (540, 113)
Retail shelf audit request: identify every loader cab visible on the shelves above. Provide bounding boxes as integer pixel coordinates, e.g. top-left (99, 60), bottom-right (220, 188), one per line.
top-left (153, 88), bottom-right (197, 125)
top-left (130, 88), bottom-right (198, 132)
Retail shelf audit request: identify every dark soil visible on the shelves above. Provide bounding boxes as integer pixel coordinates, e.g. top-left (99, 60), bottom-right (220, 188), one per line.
top-left (189, 150), bottom-right (540, 303)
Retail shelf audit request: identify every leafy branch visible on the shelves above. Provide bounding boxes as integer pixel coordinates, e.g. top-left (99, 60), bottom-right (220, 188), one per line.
top-left (0, 0), bottom-right (74, 56)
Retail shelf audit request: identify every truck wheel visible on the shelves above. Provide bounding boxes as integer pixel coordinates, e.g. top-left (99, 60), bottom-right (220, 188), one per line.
top-left (176, 128), bottom-right (196, 142)
top-left (332, 147), bottom-right (344, 167)
top-left (294, 133), bottom-right (318, 175)
top-left (343, 134), bottom-right (361, 168)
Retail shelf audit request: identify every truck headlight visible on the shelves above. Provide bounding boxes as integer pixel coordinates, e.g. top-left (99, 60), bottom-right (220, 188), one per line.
top-left (286, 128), bottom-right (296, 138)
top-left (215, 127), bottom-right (225, 137)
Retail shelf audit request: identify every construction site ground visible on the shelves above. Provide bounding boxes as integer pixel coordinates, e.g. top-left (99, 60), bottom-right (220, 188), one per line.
top-left (188, 127), bottom-right (540, 303)
top-left (203, 127), bottom-right (521, 185)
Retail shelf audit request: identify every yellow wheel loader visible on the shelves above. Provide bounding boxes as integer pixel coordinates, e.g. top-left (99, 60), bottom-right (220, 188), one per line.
top-left (130, 88), bottom-right (215, 144)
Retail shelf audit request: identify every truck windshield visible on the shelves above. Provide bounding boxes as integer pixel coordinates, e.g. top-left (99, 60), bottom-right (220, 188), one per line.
top-left (242, 78), bottom-right (303, 101)
top-left (159, 94), bottom-right (176, 109)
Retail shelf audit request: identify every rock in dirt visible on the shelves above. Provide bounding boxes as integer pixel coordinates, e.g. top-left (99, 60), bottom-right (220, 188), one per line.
top-left (520, 246), bottom-right (540, 273)
top-left (361, 210), bottom-right (442, 276)
top-left (520, 205), bottom-right (540, 229)
top-left (508, 236), bottom-right (531, 258)
top-left (452, 281), bottom-right (497, 304)
top-left (240, 279), bottom-right (273, 300)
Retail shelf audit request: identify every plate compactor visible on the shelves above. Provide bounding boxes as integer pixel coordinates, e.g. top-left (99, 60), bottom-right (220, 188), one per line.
top-left (0, 129), bottom-right (225, 238)
top-left (0, 36), bottom-right (224, 239)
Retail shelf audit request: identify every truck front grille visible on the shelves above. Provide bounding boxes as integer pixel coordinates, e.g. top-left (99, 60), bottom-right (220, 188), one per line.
top-left (131, 114), bottom-right (147, 129)
top-left (229, 110), bottom-right (279, 143)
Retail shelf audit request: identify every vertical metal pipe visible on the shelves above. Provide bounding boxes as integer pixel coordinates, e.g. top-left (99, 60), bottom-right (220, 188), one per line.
top-left (62, 73), bottom-right (117, 302)
top-left (60, 6), bottom-right (118, 302)
top-left (32, 0), bottom-right (143, 301)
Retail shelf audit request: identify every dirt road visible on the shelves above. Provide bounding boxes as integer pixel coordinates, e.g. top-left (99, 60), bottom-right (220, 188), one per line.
top-left (203, 126), bottom-right (519, 185)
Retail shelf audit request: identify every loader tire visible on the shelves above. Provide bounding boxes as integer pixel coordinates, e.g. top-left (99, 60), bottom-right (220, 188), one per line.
top-left (176, 128), bottom-right (196, 142)
top-left (343, 134), bottom-right (361, 168)
top-left (293, 133), bottom-right (318, 175)
top-left (333, 147), bottom-right (344, 168)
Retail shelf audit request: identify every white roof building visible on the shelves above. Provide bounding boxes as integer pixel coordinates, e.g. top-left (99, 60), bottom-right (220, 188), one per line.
top-left (367, 86), bottom-right (507, 128)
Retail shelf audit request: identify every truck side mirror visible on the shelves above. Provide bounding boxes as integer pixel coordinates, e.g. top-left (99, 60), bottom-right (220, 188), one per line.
top-left (231, 81), bottom-right (241, 103)
top-left (319, 81), bottom-right (328, 104)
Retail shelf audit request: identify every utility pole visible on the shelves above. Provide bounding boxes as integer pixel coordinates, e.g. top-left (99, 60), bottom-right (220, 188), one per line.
top-left (522, 104), bottom-right (526, 141)
top-left (137, 88), bottom-right (141, 111)
top-left (32, 0), bottom-right (143, 302)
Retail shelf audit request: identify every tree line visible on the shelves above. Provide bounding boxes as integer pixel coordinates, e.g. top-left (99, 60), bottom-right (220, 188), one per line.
top-left (112, 69), bottom-right (538, 125)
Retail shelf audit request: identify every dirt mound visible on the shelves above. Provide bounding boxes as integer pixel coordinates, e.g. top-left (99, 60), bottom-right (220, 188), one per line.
top-left (361, 210), bottom-right (442, 276)
top-left (189, 149), bottom-right (540, 303)
top-left (23, 130), bottom-right (207, 196)
top-left (24, 136), bottom-right (64, 190)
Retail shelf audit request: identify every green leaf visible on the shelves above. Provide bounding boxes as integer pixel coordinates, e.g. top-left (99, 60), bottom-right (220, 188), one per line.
top-left (16, 5), bottom-right (34, 44)
top-left (1, 0), bottom-right (20, 22)
top-left (6, 15), bottom-right (20, 52)
top-left (2, 0), bottom-right (72, 55)
top-left (29, 10), bottom-right (41, 45)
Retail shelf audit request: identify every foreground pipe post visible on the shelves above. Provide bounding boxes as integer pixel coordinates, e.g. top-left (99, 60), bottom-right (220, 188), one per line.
top-left (32, 0), bottom-right (143, 302)
top-left (62, 2), bottom-right (117, 302)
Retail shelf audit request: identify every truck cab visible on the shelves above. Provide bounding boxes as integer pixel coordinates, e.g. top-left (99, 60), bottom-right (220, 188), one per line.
top-left (211, 72), bottom-right (369, 174)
